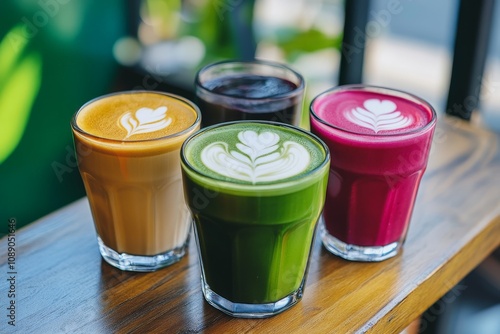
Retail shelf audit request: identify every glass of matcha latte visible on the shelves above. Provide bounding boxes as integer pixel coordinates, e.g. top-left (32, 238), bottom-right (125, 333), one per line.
top-left (181, 121), bottom-right (330, 318)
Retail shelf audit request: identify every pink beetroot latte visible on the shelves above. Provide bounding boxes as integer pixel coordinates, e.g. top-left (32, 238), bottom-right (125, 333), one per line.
top-left (310, 85), bottom-right (436, 261)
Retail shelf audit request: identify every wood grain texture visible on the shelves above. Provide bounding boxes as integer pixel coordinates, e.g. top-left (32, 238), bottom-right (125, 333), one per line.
top-left (1, 116), bottom-right (499, 334)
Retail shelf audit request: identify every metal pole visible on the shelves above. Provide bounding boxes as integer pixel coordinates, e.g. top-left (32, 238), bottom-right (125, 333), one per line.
top-left (338, 0), bottom-right (370, 85)
top-left (446, 0), bottom-right (495, 120)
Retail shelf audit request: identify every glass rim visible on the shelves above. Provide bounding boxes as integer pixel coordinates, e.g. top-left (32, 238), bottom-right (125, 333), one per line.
top-left (180, 120), bottom-right (330, 190)
top-left (195, 59), bottom-right (305, 101)
top-left (309, 84), bottom-right (438, 138)
top-left (71, 90), bottom-right (202, 144)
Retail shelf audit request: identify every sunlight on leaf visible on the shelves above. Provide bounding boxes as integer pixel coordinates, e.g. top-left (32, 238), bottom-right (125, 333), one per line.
top-left (0, 26), bottom-right (42, 164)
top-left (279, 29), bottom-right (342, 58)
top-left (0, 25), bottom-right (30, 80)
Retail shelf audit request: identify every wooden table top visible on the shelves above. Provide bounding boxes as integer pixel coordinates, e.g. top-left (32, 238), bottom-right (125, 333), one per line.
top-left (1, 116), bottom-right (499, 334)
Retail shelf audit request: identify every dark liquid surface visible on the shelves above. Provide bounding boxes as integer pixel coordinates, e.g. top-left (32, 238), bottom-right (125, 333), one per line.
top-left (197, 75), bottom-right (302, 127)
top-left (205, 75), bottom-right (297, 98)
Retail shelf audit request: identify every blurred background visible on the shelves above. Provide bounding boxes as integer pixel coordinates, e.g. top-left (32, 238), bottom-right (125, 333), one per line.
top-left (0, 1), bottom-right (498, 333)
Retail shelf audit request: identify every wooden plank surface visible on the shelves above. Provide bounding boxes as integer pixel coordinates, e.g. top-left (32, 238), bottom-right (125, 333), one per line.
top-left (1, 116), bottom-right (499, 334)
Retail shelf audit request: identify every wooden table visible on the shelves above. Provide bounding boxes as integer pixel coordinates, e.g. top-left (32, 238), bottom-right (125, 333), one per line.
top-left (1, 116), bottom-right (499, 334)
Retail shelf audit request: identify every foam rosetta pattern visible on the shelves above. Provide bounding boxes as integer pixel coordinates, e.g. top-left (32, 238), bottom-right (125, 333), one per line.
top-left (200, 130), bottom-right (310, 184)
top-left (120, 106), bottom-right (172, 139)
top-left (345, 99), bottom-right (412, 133)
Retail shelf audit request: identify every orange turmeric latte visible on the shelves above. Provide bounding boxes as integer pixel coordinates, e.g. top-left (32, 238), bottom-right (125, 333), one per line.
top-left (71, 91), bottom-right (200, 271)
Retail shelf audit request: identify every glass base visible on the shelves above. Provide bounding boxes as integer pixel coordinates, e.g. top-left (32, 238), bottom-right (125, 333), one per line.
top-left (97, 236), bottom-right (188, 272)
top-left (320, 223), bottom-right (401, 262)
top-left (200, 277), bottom-right (305, 318)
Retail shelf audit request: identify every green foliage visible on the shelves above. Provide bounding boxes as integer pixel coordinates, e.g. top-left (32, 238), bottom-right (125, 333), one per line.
top-left (0, 25), bottom-right (42, 164)
top-left (276, 28), bottom-right (343, 61)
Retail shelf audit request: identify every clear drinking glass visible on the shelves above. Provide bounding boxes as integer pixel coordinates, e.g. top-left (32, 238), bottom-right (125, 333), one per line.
top-left (181, 121), bottom-right (329, 317)
top-left (310, 85), bottom-right (437, 261)
top-left (71, 91), bottom-right (201, 271)
top-left (195, 59), bottom-right (305, 127)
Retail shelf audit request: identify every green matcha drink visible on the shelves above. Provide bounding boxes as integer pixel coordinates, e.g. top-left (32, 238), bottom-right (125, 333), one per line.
top-left (181, 121), bottom-right (329, 318)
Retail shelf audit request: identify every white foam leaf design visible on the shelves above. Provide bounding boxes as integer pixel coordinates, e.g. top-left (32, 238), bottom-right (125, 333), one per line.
top-left (120, 106), bottom-right (172, 139)
top-left (201, 130), bottom-right (310, 184)
top-left (345, 99), bottom-right (412, 133)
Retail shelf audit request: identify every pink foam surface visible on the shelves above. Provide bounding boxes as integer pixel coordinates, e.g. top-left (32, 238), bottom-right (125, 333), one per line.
top-left (312, 90), bottom-right (433, 135)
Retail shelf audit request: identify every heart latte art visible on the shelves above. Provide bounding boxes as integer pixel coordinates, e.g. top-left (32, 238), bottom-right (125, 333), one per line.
top-left (120, 106), bottom-right (172, 139)
top-left (345, 99), bottom-right (412, 133)
top-left (201, 130), bottom-right (311, 184)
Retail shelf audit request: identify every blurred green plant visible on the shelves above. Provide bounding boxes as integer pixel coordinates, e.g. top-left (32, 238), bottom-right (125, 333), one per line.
top-left (184, 0), bottom-right (254, 60)
top-left (142, 0), bottom-right (182, 40)
top-left (198, 0), bottom-right (342, 63)
top-left (138, 0), bottom-right (342, 65)
top-left (276, 28), bottom-right (343, 62)
top-left (0, 25), bottom-right (42, 164)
